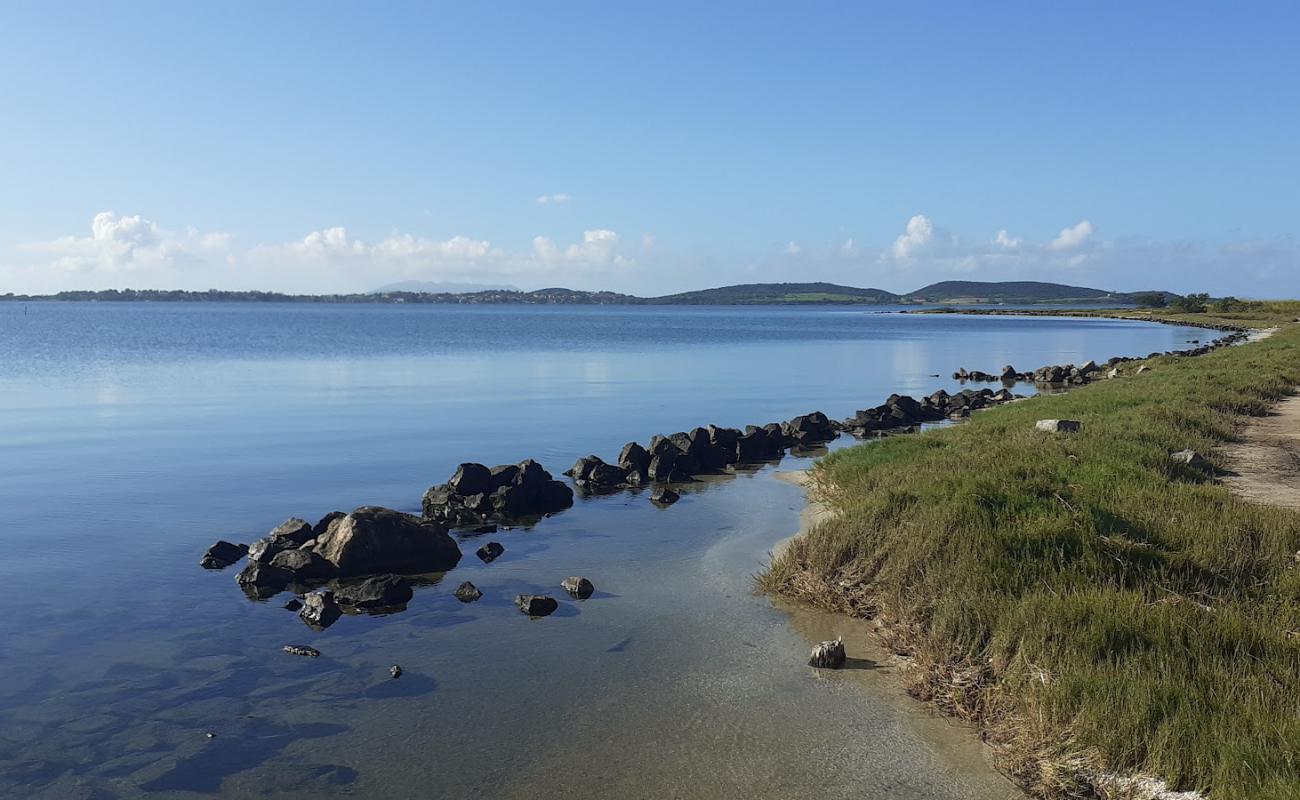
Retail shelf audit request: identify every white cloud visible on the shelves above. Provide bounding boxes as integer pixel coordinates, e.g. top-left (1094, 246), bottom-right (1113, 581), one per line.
top-left (840, 238), bottom-right (858, 256)
top-left (1048, 220), bottom-right (1095, 251)
top-left (783, 241), bottom-right (802, 255)
top-left (640, 234), bottom-right (657, 251)
top-left (995, 229), bottom-right (1022, 249)
top-left (890, 214), bottom-right (934, 260)
top-left (532, 229), bottom-right (628, 266)
top-left (535, 193), bottom-right (572, 205)
top-left (20, 211), bottom-right (231, 275)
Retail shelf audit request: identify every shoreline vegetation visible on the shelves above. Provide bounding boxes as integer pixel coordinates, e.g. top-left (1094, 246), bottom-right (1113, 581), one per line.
top-left (0, 280), bottom-right (1182, 306)
top-left (760, 302), bottom-right (1300, 799)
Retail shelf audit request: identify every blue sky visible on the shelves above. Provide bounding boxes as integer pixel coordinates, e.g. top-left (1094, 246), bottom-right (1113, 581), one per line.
top-left (1, 1), bottom-right (1296, 296)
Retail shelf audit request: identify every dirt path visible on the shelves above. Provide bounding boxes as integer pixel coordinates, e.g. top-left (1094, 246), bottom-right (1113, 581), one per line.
top-left (1222, 392), bottom-right (1300, 511)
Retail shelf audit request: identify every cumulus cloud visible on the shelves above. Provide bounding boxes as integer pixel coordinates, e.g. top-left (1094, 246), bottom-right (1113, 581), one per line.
top-left (1048, 220), bottom-right (1095, 251)
top-left (532, 229), bottom-right (629, 266)
top-left (995, 229), bottom-right (1022, 249)
top-left (890, 214), bottom-right (935, 260)
top-left (535, 193), bottom-right (572, 205)
top-left (21, 211), bottom-right (231, 274)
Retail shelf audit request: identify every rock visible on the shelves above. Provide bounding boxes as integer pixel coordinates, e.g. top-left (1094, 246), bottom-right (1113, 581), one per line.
top-left (584, 461), bottom-right (629, 489)
top-left (470, 524), bottom-right (498, 534)
top-left (646, 453), bottom-right (677, 481)
top-left (1107, 367), bottom-right (1121, 379)
top-left (334, 574), bottom-right (413, 610)
top-left (515, 594), bottom-right (559, 617)
top-left (283, 645), bottom-right (320, 658)
top-left (809, 637), bottom-right (846, 668)
top-left (561, 576), bottom-right (595, 599)
top-left (269, 548), bottom-right (334, 582)
top-left (476, 542), bottom-right (505, 564)
top-left (312, 511), bottom-right (346, 537)
top-left (248, 518), bottom-right (316, 563)
top-left (313, 507), bottom-right (462, 576)
top-left (1171, 449), bottom-right (1210, 470)
top-left (235, 561), bottom-right (291, 599)
top-left (489, 464), bottom-right (520, 488)
top-left (618, 442), bottom-right (651, 474)
top-left (200, 540), bottom-right (247, 570)
top-left (650, 487), bottom-right (680, 505)
top-left (1000, 365), bottom-right (1018, 381)
top-left (390, 665), bottom-right (402, 679)
top-left (565, 455), bottom-right (601, 481)
top-left (452, 580), bottom-right (483, 603)
top-left (299, 589), bottom-right (342, 629)
top-left (1136, 365), bottom-right (1150, 374)
top-left (1036, 419), bottom-right (1082, 433)
top-left (449, 463), bottom-right (493, 496)
top-left (283, 598), bottom-right (303, 612)
top-left (270, 518), bottom-right (314, 542)
top-left (453, 581), bottom-right (483, 602)
top-left (1079, 360), bottom-right (1099, 374)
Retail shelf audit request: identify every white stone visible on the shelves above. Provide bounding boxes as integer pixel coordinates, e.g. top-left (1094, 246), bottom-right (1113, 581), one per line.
top-left (1036, 419), bottom-right (1082, 433)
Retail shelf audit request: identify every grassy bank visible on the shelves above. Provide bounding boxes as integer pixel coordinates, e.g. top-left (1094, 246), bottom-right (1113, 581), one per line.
top-left (761, 306), bottom-right (1300, 799)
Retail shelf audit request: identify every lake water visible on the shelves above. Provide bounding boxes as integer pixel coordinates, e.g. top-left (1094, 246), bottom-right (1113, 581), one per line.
top-left (0, 304), bottom-right (1211, 799)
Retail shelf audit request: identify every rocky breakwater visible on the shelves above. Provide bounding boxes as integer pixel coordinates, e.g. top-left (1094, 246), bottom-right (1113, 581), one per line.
top-left (562, 412), bottom-right (836, 494)
top-left (840, 388), bottom-right (1021, 436)
top-left (231, 507), bottom-right (462, 601)
top-left (422, 459), bottom-right (574, 527)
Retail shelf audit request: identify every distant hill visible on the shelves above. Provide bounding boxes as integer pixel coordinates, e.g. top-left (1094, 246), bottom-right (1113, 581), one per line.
top-left (905, 281), bottom-right (1152, 304)
top-left (646, 282), bottom-right (900, 305)
top-left (371, 280), bottom-right (517, 294)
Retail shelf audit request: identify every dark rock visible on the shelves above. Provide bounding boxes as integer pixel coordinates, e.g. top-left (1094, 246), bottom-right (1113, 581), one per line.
top-left (489, 464), bottom-right (519, 489)
top-left (270, 518), bottom-right (314, 543)
top-left (453, 581), bottom-right (483, 602)
top-left (565, 455), bottom-right (601, 480)
top-left (269, 548), bottom-right (334, 582)
top-left (200, 540), bottom-right (247, 570)
top-left (449, 463), bottom-right (493, 496)
top-left (476, 542), bottom-right (505, 563)
top-left (651, 487), bottom-right (680, 505)
top-left (390, 665), bottom-right (402, 679)
top-left (283, 598), bottom-right (303, 612)
top-left (313, 507), bottom-right (462, 576)
top-left (585, 461), bottom-right (628, 489)
top-left (470, 524), bottom-right (498, 534)
top-left (334, 574), bottom-right (413, 610)
top-left (299, 589), bottom-right (342, 629)
top-left (515, 595), bottom-right (559, 617)
top-left (235, 561), bottom-right (291, 599)
top-left (561, 576), bottom-right (595, 599)
top-left (618, 442), bottom-right (651, 474)
top-left (647, 452), bottom-right (676, 481)
top-left (283, 645), bottom-right (320, 657)
top-left (1000, 365), bottom-right (1018, 381)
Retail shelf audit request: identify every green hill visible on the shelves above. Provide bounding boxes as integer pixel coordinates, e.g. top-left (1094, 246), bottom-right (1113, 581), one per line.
top-left (905, 280), bottom-right (1126, 304)
top-left (646, 282), bottom-right (900, 305)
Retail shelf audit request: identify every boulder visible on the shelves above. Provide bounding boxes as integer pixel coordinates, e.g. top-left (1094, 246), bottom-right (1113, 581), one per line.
top-left (269, 548), bottom-right (334, 582)
top-left (313, 507), bottom-right (462, 576)
top-left (235, 561), bottom-right (290, 599)
top-left (1036, 419), bottom-right (1082, 433)
top-left (565, 455), bottom-right (601, 481)
top-left (454, 581), bottom-right (483, 603)
top-left (1136, 365), bottom-right (1150, 374)
top-left (561, 576), bottom-right (595, 599)
top-left (1000, 365), bottom-right (1018, 381)
top-left (476, 541), bottom-right (505, 563)
top-left (809, 637), bottom-right (846, 669)
top-left (311, 511), bottom-right (346, 537)
top-left (200, 540), bottom-right (247, 570)
top-left (248, 517), bottom-right (316, 563)
top-left (489, 464), bottom-right (520, 489)
top-left (299, 589), bottom-right (342, 629)
top-left (647, 453), bottom-right (676, 481)
top-left (515, 595), bottom-right (559, 617)
top-left (617, 442), bottom-right (651, 474)
top-left (334, 574), bottom-right (413, 610)
top-left (448, 463), bottom-right (492, 496)
top-left (1171, 449), bottom-right (1210, 470)
top-left (651, 487), bottom-right (680, 505)
top-left (736, 428), bottom-right (780, 462)
top-left (584, 461), bottom-right (629, 489)
top-left (283, 598), bottom-right (303, 612)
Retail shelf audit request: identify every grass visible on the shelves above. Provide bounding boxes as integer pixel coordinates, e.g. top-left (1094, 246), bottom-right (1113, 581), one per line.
top-left (759, 304), bottom-right (1300, 799)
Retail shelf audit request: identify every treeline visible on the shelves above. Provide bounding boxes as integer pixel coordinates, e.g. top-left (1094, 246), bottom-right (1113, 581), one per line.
top-left (1132, 291), bottom-right (1255, 314)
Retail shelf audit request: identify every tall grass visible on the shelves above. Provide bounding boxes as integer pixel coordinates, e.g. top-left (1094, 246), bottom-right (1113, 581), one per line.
top-left (760, 318), bottom-right (1300, 798)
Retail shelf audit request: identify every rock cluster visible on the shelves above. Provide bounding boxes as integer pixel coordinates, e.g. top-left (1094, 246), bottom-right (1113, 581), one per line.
top-left (422, 460), bottom-right (573, 526)
top-left (234, 508), bottom-right (461, 600)
top-left (841, 389), bottom-right (1021, 436)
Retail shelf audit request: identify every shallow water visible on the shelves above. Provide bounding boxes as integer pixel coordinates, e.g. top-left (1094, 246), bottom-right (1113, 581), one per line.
top-left (0, 304), bottom-right (1210, 798)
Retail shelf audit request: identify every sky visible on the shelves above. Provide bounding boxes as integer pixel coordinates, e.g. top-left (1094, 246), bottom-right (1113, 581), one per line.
top-left (1, 1), bottom-right (1297, 297)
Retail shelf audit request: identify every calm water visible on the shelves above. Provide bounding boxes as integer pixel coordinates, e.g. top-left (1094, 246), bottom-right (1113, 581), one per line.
top-left (0, 304), bottom-right (1210, 799)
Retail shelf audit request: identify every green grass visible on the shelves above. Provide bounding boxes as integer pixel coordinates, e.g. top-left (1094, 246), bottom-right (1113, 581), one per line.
top-left (760, 310), bottom-right (1300, 799)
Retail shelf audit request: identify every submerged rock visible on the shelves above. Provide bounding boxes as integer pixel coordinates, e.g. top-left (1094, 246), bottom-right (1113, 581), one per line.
top-left (476, 542), bottom-right (505, 564)
top-left (809, 637), bottom-right (846, 669)
top-left (200, 540), bottom-right (247, 570)
top-left (515, 594), bottom-right (559, 617)
top-left (650, 487), bottom-right (680, 505)
top-left (390, 665), bottom-right (402, 679)
top-left (561, 576), bottom-right (595, 599)
top-left (283, 644), bottom-right (321, 658)
top-left (334, 574), bottom-right (413, 610)
top-left (453, 581), bottom-right (483, 603)
top-left (235, 561), bottom-right (291, 599)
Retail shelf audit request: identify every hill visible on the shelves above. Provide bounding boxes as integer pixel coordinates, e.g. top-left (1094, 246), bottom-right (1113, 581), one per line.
top-left (371, 280), bottom-right (517, 294)
top-left (905, 280), bottom-right (1127, 304)
top-left (646, 282), bottom-right (900, 305)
